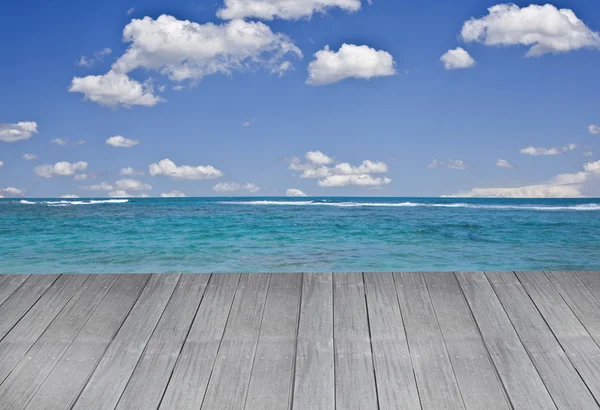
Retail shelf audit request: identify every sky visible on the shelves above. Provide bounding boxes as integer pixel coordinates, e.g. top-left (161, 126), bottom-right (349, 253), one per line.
top-left (1, 0), bottom-right (600, 198)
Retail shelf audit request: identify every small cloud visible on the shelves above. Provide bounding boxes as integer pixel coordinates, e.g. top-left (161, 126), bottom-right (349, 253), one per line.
top-left (160, 190), bottom-right (186, 197)
top-left (51, 138), bottom-right (69, 146)
top-left (120, 167), bottom-right (144, 176)
top-left (440, 47), bottom-right (476, 70)
top-left (496, 159), bottom-right (514, 168)
top-left (589, 124), bottom-right (600, 135)
top-left (213, 182), bottom-right (260, 193)
top-left (0, 161), bottom-right (3, 168)
top-left (286, 188), bottom-right (307, 197)
top-left (172, 85), bottom-right (184, 91)
top-left (0, 187), bottom-right (25, 197)
top-left (60, 194), bottom-right (79, 198)
top-left (22, 153), bottom-right (37, 160)
top-left (0, 121), bottom-right (38, 143)
top-left (149, 158), bottom-right (223, 180)
top-left (77, 48), bottom-right (112, 68)
top-left (35, 161), bottom-right (88, 178)
top-left (106, 135), bottom-right (140, 148)
top-left (520, 144), bottom-right (577, 156)
top-left (428, 159), bottom-right (468, 170)
top-left (584, 152), bottom-right (593, 157)
top-left (242, 118), bottom-right (255, 127)
top-left (126, 7), bottom-right (135, 15)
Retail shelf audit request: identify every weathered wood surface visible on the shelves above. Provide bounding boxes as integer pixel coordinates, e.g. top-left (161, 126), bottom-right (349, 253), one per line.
top-left (0, 271), bottom-right (599, 410)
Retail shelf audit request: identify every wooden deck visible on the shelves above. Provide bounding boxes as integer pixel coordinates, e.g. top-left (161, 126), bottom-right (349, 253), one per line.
top-left (1, 272), bottom-right (600, 409)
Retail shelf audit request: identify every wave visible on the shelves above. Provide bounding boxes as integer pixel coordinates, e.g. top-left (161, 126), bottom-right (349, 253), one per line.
top-left (20, 199), bottom-right (129, 206)
top-left (219, 200), bottom-right (600, 211)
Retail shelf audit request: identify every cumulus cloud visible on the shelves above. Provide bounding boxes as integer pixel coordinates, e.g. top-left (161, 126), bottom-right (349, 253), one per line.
top-left (288, 151), bottom-right (391, 188)
top-left (520, 144), bottom-right (577, 155)
top-left (217, 0), bottom-right (361, 20)
top-left (160, 190), bottom-right (186, 197)
top-left (106, 135), bottom-right (140, 147)
top-left (35, 161), bottom-right (88, 178)
top-left (0, 187), bottom-right (25, 197)
top-left (461, 4), bottom-right (600, 57)
top-left (307, 44), bottom-right (396, 85)
top-left (0, 122), bottom-right (38, 143)
top-left (79, 181), bottom-right (114, 191)
top-left (213, 182), bottom-right (260, 193)
top-left (496, 159), bottom-right (514, 168)
top-left (77, 48), bottom-right (112, 68)
top-left (108, 190), bottom-right (149, 198)
top-left (22, 153), bottom-right (37, 160)
top-left (120, 167), bottom-right (144, 176)
top-left (286, 188), bottom-right (307, 197)
top-left (60, 194), bottom-right (80, 198)
top-left (450, 159), bottom-right (600, 198)
top-left (114, 178), bottom-right (152, 191)
top-left (70, 16), bottom-right (301, 107)
top-left (589, 124), bottom-right (600, 135)
top-left (149, 158), bottom-right (223, 180)
top-left (440, 47), bottom-right (476, 70)
top-left (428, 159), bottom-right (468, 170)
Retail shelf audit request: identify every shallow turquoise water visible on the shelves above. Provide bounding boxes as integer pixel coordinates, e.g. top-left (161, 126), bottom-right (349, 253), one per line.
top-left (1, 197), bottom-right (599, 273)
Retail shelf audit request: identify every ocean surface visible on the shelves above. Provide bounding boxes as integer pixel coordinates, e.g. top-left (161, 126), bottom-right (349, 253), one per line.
top-left (1, 197), bottom-right (600, 274)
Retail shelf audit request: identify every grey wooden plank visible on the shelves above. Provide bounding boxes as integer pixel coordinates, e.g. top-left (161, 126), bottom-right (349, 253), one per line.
top-left (245, 273), bottom-right (302, 410)
top-left (159, 273), bottom-right (240, 410)
top-left (487, 271), bottom-right (597, 409)
top-left (575, 271), bottom-right (600, 302)
top-left (0, 274), bottom-right (88, 384)
top-left (200, 273), bottom-right (270, 410)
top-left (551, 271), bottom-right (600, 346)
top-left (425, 272), bottom-right (510, 410)
top-left (364, 272), bottom-right (420, 410)
top-left (291, 273), bottom-right (334, 410)
top-left (394, 272), bottom-right (465, 410)
top-left (0, 275), bottom-right (59, 341)
top-left (456, 271), bottom-right (556, 410)
top-left (72, 274), bottom-right (180, 410)
top-left (0, 275), bottom-right (30, 307)
top-left (333, 273), bottom-right (378, 409)
top-left (515, 271), bottom-right (600, 405)
top-left (115, 274), bottom-right (210, 410)
top-left (0, 275), bottom-right (116, 410)
top-left (24, 274), bottom-right (149, 410)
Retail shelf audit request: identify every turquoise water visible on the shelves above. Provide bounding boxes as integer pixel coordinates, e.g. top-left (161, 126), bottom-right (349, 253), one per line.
top-left (1, 197), bottom-right (599, 273)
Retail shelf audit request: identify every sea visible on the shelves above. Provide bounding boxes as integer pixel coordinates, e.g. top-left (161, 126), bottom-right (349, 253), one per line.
top-left (1, 197), bottom-right (599, 274)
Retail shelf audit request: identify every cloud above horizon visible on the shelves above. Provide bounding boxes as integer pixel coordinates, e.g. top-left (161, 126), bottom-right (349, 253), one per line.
top-left (69, 15), bottom-right (301, 107)
top-left (520, 144), bottom-right (577, 156)
top-left (0, 122), bottom-right (38, 143)
top-left (35, 161), bottom-right (88, 178)
top-left (212, 182), bottom-right (260, 193)
top-left (428, 159), bottom-right (468, 170)
top-left (0, 187), bottom-right (25, 197)
top-left (461, 4), bottom-right (600, 56)
top-left (286, 188), bottom-right (307, 196)
top-left (289, 151), bottom-right (391, 187)
top-left (160, 190), bottom-right (186, 197)
top-left (589, 124), bottom-right (600, 134)
top-left (217, 0), bottom-right (362, 20)
top-left (496, 159), bottom-right (514, 168)
top-left (307, 44), bottom-right (396, 85)
top-left (149, 158), bottom-right (223, 180)
top-left (106, 135), bottom-right (139, 147)
top-left (440, 47), bottom-right (476, 70)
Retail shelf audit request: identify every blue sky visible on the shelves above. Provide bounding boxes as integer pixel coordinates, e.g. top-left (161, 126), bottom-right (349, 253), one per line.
top-left (1, 0), bottom-right (600, 198)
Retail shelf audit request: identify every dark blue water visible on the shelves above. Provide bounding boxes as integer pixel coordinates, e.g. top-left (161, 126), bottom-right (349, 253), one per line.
top-left (1, 197), bottom-right (599, 273)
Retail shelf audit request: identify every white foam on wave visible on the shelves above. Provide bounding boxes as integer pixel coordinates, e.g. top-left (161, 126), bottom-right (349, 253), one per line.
top-left (219, 200), bottom-right (600, 211)
top-left (19, 200), bottom-right (36, 205)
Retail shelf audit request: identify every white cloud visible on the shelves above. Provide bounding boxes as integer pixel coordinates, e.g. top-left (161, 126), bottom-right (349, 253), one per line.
top-left (496, 159), bottom-right (514, 168)
top-left (160, 190), bottom-right (186, 197)
top-left (126, 7), bottom-right (135, 15)
top-left (242, 118), bottom-right (255, 127)
top-left (70, 16), bottom-right (300, 107)
top-left (0, 122), bottom-right (38, 143)
top-left (286, 188), bottom-right (307, 197)
top-left (217, 0), bottom-right (361, 20)
top-left (589, 124), bottom-right (600, 135)
top-left (73, 173), bottom-right (89, 181)
top-left (461, 4), bottom-right (600, 57)
top-left (60, 194), bottom-right (80, 198)
top-left (120, 167), bottom-right (144, 176)
top-left (35, 161), bottom-right (88, 178)
top-left (106, 135), bottom-right (140, 147)
top-left (0, 187), bottom-right (25, 197)
top-left (440, 47), bottom-right (476, 70)
top-left (51, 138), bottom-right (69, 146)
top-left (520, 144), bottom-right (577, 155)
top-left (307, 44), bottom-right (396, 86)
top-left (149, 158), bottom-right (223, 180)
top-left (77, 48), bottom-right (112, 68)
top-left (114, 178), bottom-right (152, 191)
top-left (0, 161), bottom-right (3, 168)
top-left (288, 151), bottom-right (391, 188)
top-left (450, 160), bottom-right (600, 198)
top-left (22, 153), bottom-right (37, 160)
top-left (428, 159), bottom-right (468, 170)
top-left (69, 71), bottom-right (162, 107)
top-left (108, 190), bottom-right (149, 198)
top-left (213, 182), bottom-right (260, 193)
top-left (80, 181), bottom-right (114, 191)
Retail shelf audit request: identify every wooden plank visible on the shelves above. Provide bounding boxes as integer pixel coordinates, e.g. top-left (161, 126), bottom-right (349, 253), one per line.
top-left (115, 274), bottom-right (210, 410)
top-left (553, 271), bottom-right (600, 346)
top-left (425, 272), bottom-right (510, 410)
top-left (394, 272), bottom-right (465, 410)
top-left (515, 271), bottom-right (600, 405)
top-left (72, 274), bottom-right (180, 410)
top-left (200, 273), bottom-right (270, 410)
top-left (245, 273), bottom-right (302, 410)
top-left (333, 273), bottom-right (378, 409)
top-left (25, 274), bottom-right (149, 410)
top-left (0, 275), bottom-right (58, 341)
top-left (456, 272), bottom-right (556, 409)
top-left (291, 273), bottom-right (334, 410)
top-left (576, 271), bottom-right (600, 302)
top-left (0, 274), bottom-right (88, 384)
top-left (364, 272), bottom-right (420, 410)
top-left (0, 275), bottom-right (30, 307)
top-left (159, 273), bottom-right (240, 410)
top-left (0, 275), bottom-right (116, 409)
top-left (487, 271), bottom-right (597, 409)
